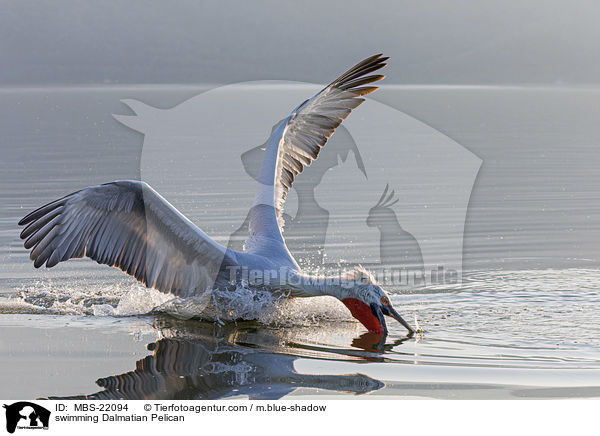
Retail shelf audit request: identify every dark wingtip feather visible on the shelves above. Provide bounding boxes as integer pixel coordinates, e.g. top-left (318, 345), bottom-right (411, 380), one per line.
top-left (19, 206), bottom-right (47, 226)
top-left (354, 86), bottom-right (380, 96)
top-left (18, 214), bottom-right (35, 226)
top-left (18, 190), bottom-right (80, 226)
top-left (23, 236), bottom-right (37, 250)
top-left (339, 74), bottom-right (386, 91)
top-left (329, 54), bottom-right (388, 91)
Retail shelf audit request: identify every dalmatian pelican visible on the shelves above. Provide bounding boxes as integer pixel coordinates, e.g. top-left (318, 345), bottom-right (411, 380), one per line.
top-left (18, 54), bottom-right (414, 336)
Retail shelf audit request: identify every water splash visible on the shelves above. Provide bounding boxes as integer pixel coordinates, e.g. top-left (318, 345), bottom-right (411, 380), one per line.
top-left (114, 286), bottom-right (172, 316)
top-left (3, 279), bottom-right (352, 328)
top-left (153, 284), bottom-right (352, 327)
top-left (5, 280), bottom-right (128, 316)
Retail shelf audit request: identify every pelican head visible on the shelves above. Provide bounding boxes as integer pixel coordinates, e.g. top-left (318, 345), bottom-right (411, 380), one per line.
top-left (338, 267), bottom-right (414, 336)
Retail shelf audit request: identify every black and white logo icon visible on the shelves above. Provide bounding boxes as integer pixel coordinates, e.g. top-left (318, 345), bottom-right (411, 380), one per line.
top-left (3, 402), bottom-right (50, 434)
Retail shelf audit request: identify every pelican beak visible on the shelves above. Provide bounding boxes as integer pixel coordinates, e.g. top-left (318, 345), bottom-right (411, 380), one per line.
top-left (388, 304), bottom-right (414, 335)
top-left (374, 303), bottom-right (414, 336)
top-left (370, 304), bottom-right (388, 336)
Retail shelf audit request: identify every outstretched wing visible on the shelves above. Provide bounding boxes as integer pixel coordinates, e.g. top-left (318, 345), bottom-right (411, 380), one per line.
top-left (247, 54), bottom-right (387, 255)
top-left (18, 181), bottom-right (235, 297)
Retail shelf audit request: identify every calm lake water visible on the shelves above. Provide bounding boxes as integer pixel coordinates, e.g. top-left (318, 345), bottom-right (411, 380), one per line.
top-left (1, 85), bottom-right (599, 399)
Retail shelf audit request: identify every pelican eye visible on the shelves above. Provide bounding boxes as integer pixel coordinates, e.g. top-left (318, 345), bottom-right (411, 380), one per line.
top-left (380, 296), bottom-right (390, 305)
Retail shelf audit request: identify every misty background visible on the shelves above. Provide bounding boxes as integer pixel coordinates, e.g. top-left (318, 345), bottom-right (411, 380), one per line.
top-left (2, 0), bottom-right (600, 86)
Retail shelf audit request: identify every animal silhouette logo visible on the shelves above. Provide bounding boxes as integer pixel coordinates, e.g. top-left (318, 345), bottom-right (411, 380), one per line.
top-left (3, 402), bottom-right (50, 433)
top-left (115, 80), bottom-right (482, 286)
top-left (367, 184), bottom-right (425, 284)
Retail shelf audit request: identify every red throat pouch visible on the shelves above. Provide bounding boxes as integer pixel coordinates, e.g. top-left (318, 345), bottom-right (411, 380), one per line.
top-left (342, 298), bottom-right (383, 334)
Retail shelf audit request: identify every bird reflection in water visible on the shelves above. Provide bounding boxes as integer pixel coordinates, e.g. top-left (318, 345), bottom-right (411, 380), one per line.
top-left (45, 317), bottom-right (416, 400)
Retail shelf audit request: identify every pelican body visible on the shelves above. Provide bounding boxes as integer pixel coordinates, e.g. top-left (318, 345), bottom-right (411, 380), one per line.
top-left (18, 54), bottom-right (413, 336)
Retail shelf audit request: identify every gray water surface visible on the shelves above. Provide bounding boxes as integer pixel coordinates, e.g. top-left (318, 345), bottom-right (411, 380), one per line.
top-left (1, 85), bottom-right (599, 399)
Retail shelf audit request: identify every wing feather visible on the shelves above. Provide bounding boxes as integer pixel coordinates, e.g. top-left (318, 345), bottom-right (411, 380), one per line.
top-left (19, 180), bottom-right (235, 297)
top-left (248, 54), bottom-right (387, 250)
